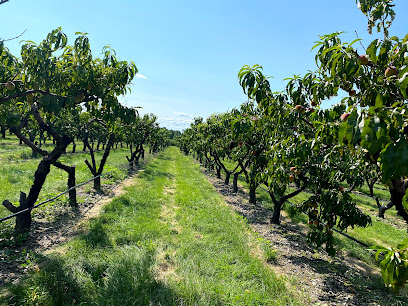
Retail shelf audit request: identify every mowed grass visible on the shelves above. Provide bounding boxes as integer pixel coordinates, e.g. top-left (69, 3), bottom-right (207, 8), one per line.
top-left (0, 142), bottom-right (142, 220)
top-left (1, 147), bottom-right (301, 305)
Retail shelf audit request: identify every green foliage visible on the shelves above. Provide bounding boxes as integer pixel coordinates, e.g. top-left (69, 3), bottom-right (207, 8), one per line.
top-left (369, 239), bottom-right (408, 294)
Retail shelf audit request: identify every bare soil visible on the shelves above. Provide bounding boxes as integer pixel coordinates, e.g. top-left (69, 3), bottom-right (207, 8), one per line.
top-left (203, 169), bottom-right (408, 306)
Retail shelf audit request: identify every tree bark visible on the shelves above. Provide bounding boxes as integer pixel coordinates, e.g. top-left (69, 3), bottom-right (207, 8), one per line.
top-left (249, 185), bottom-right (256, 204)
top-left (224, 172), bottom-right (231, 185)
top-left (271, 201), bottom-right (283, 225)
top-left (389, 179), bottom-right (408, 223)
top-left (216, 166), bottom-right (221, 179)
top-left (233, 173), bottom-right (240, 192)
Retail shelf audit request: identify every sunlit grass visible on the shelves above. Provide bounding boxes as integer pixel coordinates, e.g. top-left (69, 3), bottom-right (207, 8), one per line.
top-left (1, 147), bottom-right (301, 305)
top-left (0, 144), bottom-right (146, 219)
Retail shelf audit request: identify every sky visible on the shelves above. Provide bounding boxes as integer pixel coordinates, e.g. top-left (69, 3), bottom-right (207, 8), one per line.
top-left (1, 0), bottom-right (408, 131)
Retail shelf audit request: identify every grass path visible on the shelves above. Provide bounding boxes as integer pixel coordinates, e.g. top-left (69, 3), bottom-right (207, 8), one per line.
top-left (1, 147), bottom-right (301, 305)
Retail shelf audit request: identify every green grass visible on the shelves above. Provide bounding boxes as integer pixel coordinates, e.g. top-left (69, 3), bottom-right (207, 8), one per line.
top-left (1, 147), bottom-right (301, 305)
top-left (215, 158), bottom-right (408, 264)
top-left (0, 143), bottom-right (141, 219)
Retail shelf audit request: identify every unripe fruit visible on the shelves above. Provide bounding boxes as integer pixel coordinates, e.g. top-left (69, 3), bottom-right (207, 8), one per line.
top-left (358, 54), bottom-right (369, 65)
top-left (385, 66), bottom-right (398, 78)
top-left (75, 93), bottom-right (85, 103)
top-left (27, 93), bottom-right (34, 102)
top-left (5, 81), bottom-right (15, 91)
top-left (340, 113), bottom-right (350, 122)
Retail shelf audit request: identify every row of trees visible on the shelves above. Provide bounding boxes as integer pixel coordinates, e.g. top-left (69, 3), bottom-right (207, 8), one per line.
top-left (0, 29), bottom-right (170, 234)
top-left (179, 0), bottom-right (408, 293)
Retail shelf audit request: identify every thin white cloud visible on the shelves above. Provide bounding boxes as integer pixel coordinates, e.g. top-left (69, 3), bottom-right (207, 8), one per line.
top-left (159, 116), bottom-right (194, 131)
top-left (136, 73), bottom-right (147, 79)
top-left (174, 111), bottom-right (194, 118)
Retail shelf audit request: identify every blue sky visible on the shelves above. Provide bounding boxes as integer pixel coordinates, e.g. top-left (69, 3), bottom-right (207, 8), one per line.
top-left (1, 0), bottom-right (408, 130)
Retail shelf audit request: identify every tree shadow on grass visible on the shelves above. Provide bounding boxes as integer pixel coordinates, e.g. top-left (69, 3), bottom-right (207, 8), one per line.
top-left (1, 246), bottom-right (181, 306)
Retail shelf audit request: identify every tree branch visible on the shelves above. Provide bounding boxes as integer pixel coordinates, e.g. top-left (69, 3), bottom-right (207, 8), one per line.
top-left (2, 29), bottom-right (27, 42)
top-left (10, 125), bottom-right (49, 156)
top-left (31, 102), bottom-right (63, 143)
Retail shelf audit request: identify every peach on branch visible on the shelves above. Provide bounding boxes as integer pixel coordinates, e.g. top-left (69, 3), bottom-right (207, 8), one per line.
top-left (358, 54), bottom-right (369, 65)
top-left (385, 66), bottom-right (398, 77)
top-left (340, 113), bottom-right (350, 122)
top-left (294, 105), bottom-right (305, 113)
top-left (5, 81), bottom-right (15, 91)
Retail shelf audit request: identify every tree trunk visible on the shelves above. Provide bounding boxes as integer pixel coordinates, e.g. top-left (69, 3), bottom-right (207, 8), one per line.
top-left (224, 172), bottom-right (231, 185)
top-left (72, 141), bottom-right (76, 153)
top-left (2, 140), bottom-right (70, 233)
top-left (233, 173), bottom-right (240, 192)
top-left (216, 166), bottom-right (221, 179)
top-left (67, 166), bottom-right (77, 206)
top-left (366, 178), bottom-right (375, 197)
top-left (94, 176), bottom-right (101, 191)
top-left (249, 185), bottom-right (256, 204)
top-left (271, 200), bottom-right (283, 225)
top-left (85, 134), bottom-right (115, 192)
top-left (378, 200), bottom-right (394, 218)
top-left (389, 179), bottom-right (408, 223)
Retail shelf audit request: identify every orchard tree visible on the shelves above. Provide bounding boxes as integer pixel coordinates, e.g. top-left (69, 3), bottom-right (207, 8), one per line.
top-left (0, 28), bottom-right (137, 233)
top-left (239, 0), bottom-right (408, 292)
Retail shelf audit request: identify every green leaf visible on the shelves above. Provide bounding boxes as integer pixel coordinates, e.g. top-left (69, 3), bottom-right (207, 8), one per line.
top-left (361, 116), bottom-right (388, 155)
top-left (380, 138), bottom-right (408, 183)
